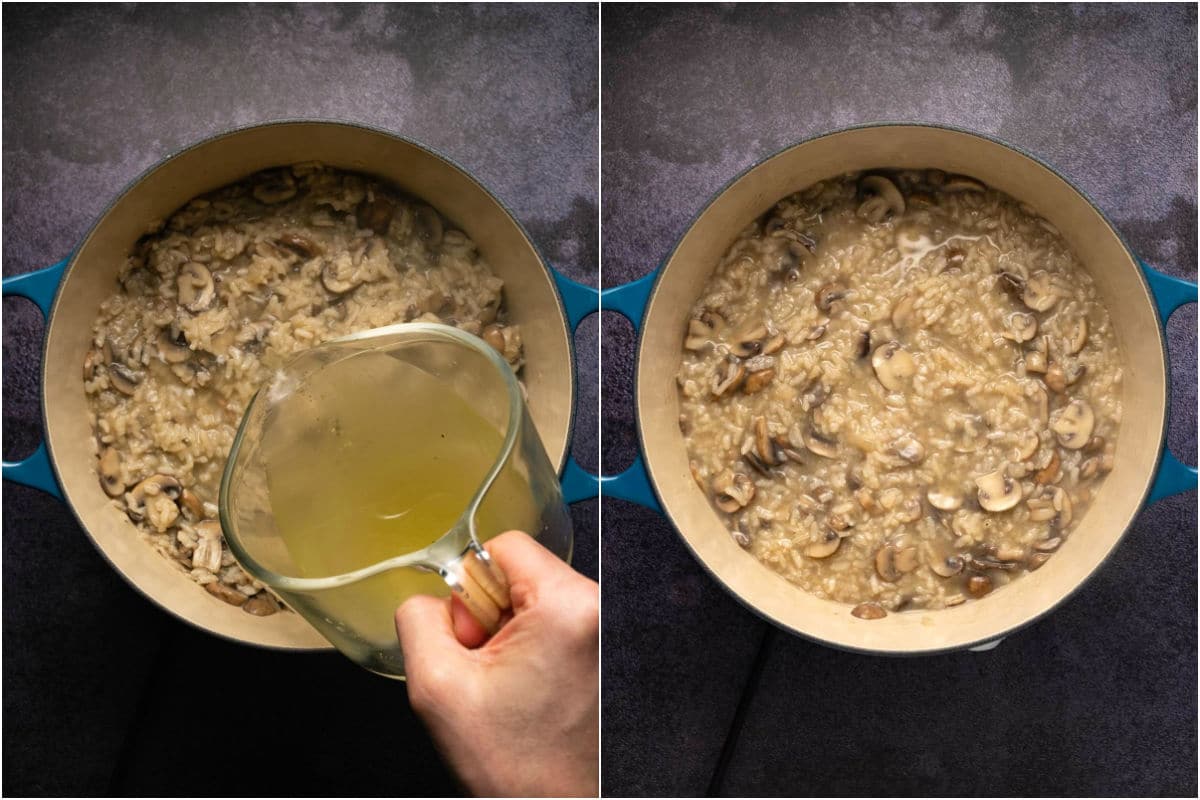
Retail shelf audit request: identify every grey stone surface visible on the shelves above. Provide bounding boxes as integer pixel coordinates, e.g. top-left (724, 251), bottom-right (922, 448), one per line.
top-left (3, 4), bottom-right (596, 796)
top-left (601, 3), bottom-right (1196, 797)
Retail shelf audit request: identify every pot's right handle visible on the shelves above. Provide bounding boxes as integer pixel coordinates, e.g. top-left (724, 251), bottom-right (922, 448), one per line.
top-left (1142, 261), bottom-right (1198, 503)
top-left (552, 268), bottom-right (662, 512)
top-left (2, 259), bottom-right (69, 499)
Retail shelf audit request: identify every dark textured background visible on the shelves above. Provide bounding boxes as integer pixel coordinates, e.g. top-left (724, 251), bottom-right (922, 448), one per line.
top-left (2, 4), bottom-right (596, 796)
top-left (601, 4), bottom-right (1197, 797)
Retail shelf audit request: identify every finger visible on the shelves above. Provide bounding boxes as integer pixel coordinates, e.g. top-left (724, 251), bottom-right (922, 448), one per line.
top-left (483, 530), bottom-right (577, 614)
top-left (449, 594), bottom-right (490, 649)
top-left (394, 594), bottom-right (465, 679)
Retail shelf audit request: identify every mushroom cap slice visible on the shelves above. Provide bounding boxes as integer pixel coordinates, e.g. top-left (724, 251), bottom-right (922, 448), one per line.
top-left (875, 545), bottom-right (900, 582)
top-left (730, 324), bottom-right (769, 358)
top-left (930, 554), bottom-right (964, 578)
top-left (967, 575), bottom-right (994, 598)
top-left (98, 447), bottom-right (124, 497)
top-left (1066, 317), bottom-right (1088, 355)
top-left (1051, 399), bottom-right (1095, 449)
top-left (803, 428), bottom-right (838, 459)
top-left (1023, 271), bottom-right (1060, 312)
top-left (177, 262), bottom-right (216, 312)
top-left (871, 341), bottom-right (916, 392)
top-left (108, 363), bottom-right (142, 396)
top-left (927, 488), bottom-right (962, 511)
top-left (859, 175), bottom-right (906, 219)
top-left (1005, 312), bottom-right (1038, 343)
top-left (126, 473), bottom-right (183, 520)
top-left (975, 468), bottom-right (1022, 512)
top-left (157, 330), bottom-right (191, 363)
top-left (851, 602), bottom-right (887, 620)
top-left (743, 368), bottom-right (775, 395)
top-left (711, 361), bottom-right (746, 397)
top-left (712, 471), bottom-right (755, 514)
top-left (321, 255), bottom-right (362, 295)
top-left (815, 283), bottom-right (849, 312)
top-left (804, 529), bottom-right (841, 559)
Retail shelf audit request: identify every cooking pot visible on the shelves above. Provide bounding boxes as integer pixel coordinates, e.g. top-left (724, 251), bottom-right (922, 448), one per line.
top-left (600, 123), bottom-right (1197, 654)
top-left (3, 121), bottom-right (605, 650)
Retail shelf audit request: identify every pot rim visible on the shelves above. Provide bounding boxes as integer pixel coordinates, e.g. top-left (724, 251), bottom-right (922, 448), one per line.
top-left (634, 120), bottom-right (1169, 656)
top-left (37, 118), bottom-right (578, 651)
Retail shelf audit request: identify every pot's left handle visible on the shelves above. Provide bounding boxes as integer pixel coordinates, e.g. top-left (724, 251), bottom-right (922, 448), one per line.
top-left (2, 259), bottom-right (69, 499)
top-left (1141, 262), bottom-right (1198, 503)
top-left (551, 268), bottom-right (662, 511)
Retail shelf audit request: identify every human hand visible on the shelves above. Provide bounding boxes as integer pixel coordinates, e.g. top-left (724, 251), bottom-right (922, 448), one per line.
top-left (395, 531), bottom-right (599, 798)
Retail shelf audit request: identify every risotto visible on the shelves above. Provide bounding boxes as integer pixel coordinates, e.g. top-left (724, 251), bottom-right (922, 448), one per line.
top-left (677, 170), bottom-right (1122, 618)
top-left (86, 164), bottom-right (522, 614)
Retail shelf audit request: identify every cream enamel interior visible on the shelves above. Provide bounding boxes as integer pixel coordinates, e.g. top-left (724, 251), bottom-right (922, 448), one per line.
top-left (42, 122), bottom-right (574, 650)
top-left (637, 126), bottom-right (1166, 653)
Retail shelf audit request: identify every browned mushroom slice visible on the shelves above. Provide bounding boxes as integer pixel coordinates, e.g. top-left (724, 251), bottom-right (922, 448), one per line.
top-left (356, 196), bottom-right (396, 236)
top-left (1005, 312), bottom-right (1038, 343)
top-left (815, 283), bottom-right (850, 313)
top-left (1065, 317), bottom-right (1088, 355)
top-left (926, 488), bottom-right (962, 512)
top-left (851, 602), bottom-right (887, 620)
top-left (126, 474), bottom-right (183, 522)
top-left (966, 575), bottom-right (994, 598)
top-left (930, 553), bottom-right (964, 578)
top-left (177, 262), bottom-right (216, 312)
top-left (275, 232), bottom-right (324, 259)
top-left (1034, 450), bottom-right (1061, 485)
top-left (857, 175), bottom-right (906, 222)
top-left (1022, 271), bottom-right (1060, 312)
top-left (1051, 399), bottom-right (1094, 449)
top-left (943, 175), bottom-right (986, 193)
top-left (743, 368), bottom-right (775, 395)
top-left (762, 334), bottom-right (786, 355)
top-left (731, 324), bottom-right (769, 358)
top-left (243, 592), bottom-right (281, 616)
top-left (712, 471), bottom-right (755, 514)
top-left (875, 545), bottom-right (900, 582)
top-left (711, 360), bottom-right (746, 397)
top-left (157, 329), bottom-right (191, 364)
top-left (108, 363), bottom-right (143, 396)
top-left (871, 341), bottom-right (916, 391)
top-left (976, 468), bottom-right (1022, 512)
top-left (803, 428), bottom-right (838, 459)
top-left (321, 255), bottom-right (362, 295)
top-left (1014, 430), bottom-right (1040, 462)
top-left (1027, 552), bottom-right (1053, 571)
top-left (804, 529), bottom-right (841, 559)
top-left (1051, 487), bottom-right (1074, 529)
top-left (413, 204), bottom-right (444, 249)
top-left (751, 417), bottom-right (778, 467)
top-left (206, 581), bottom-right (249, 607)
top-left (179, 489), bottom-right (205, 521)
top-left (252, 171), bottom-right (297, 204)
top-left (98, 447), bottom-right (124, 497)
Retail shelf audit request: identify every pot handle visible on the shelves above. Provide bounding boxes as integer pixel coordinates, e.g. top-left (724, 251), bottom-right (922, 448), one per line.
top-left (1141, 261), bottom-right (1198, 502)
top-left (551, 268), bottom-right (662, 510)
top-left (2, 259), bottom-right (69, 499)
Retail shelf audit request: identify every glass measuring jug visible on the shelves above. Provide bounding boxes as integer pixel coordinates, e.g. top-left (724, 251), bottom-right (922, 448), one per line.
top-left (219, 322), bottom-right (573, 678)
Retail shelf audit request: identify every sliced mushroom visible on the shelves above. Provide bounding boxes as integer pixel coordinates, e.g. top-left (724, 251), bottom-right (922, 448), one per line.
top-left (752, 417), bottom-right (777, 467)
top-left (851, 602), bottom-right (887, 620)
top-left (871, 341), bottom-right (916, 392)
top-left (930, 553), bottom-right (964, 578)
top-left (712, 471), bottom-right (755, 514)
top-left (743, 368), bottom-right (775, 395)
top-left (1027, 496), bottom-right (1057, 522)
top-left (1034, 537), bottom-right (1063, 553)
top-left (108, 363), bottom-right (142, 396)
top-left (481, 323), bottom-right (507, 354)
top-left (192, 522), bottom-right (223, 573)
top-left (206, 581), bottom-right (249, 607)
top-left (1025, 336), bottom-right (1049, 374)
top-left (1079, 457), bottom-right (1100, 480)
top-left (179, 489), bottom-right (205, 521)
top-left (1028, 552), bottom-right (1053, 571)
top-left (321, 255), bottom-right (362, 295)
top-left (1043, 362), bottom-right (1067, 393)
top-left (413, 204), bottom-right (444, 248)
top-left (1023, 271), bottom-right (1060, 312)
top-left (126, 474), bottom-right (183, 521)
top-left (1051, 486), bottom-right (1074, 528)
top-left (1051, 399), bottom-right (1094, 450)
top-left (1014, 430), bottom-right (1040, 462)
top-left (98, 447), bottom-right (124, 497)
top-left (356, 196), bottom-right (396, 236)
top-left (157, 329), bottom-right (191, 363)
top-left (803, 428), bottom-right (838, 459)
top-left (242, 592), bottom-right (281, 616)
top-left (875, 545), bottom-right (900, 582)
top-left (927, 488), bottom-right (962, 512)
top-left (730, 324), bottom-right (769, 358)
top-left (252, 172), bottom-right (297, 204)
top-left (711, 360), bottom-right (746, 397)
top-left (177, 262), bottom-right (215, 312)
top-left (1035, 450), bottom-right (1061, 485)
top-left (891, 294), bottom-right (916, 329)
top-left (857, 175), bottom-right (906, 222)
top-left (976, 468), bottom-right (1022, 512)
top-left (1005, 312), bottom-right (1038, 343)
top-left (815, 283), bottom-right (849, 312)
top-left (275, 232), bottom-right (323, 259)
top-left (998, 271), bottom-right (1025, 299)
top-left (1066, 317), bottom-right (1088, 355)
top-left (855, 329), bottom-right (871, 359)
top-left (943, 175), bottom-right (986, 193)
top-left (804, 529), bottom-right (841, 559)
top-left (891, 436), bottom-right (926, 464)
top-left (967, 575), bottom-right (994, 598)
top-left (762, 334), bottom-right (786, 355)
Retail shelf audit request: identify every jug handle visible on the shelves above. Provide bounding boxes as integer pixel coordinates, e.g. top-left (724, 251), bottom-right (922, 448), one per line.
top-left (551, 268), bottom-right (662, 511)
top-left (1141, 262), bottom-right (1198, 503)
top-left (442, 541), bottom-right (512, 634)
top-left (2, 259), bottom-right (70, 499)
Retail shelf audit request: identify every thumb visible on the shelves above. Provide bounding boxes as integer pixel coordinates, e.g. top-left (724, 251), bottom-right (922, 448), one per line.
top-left (394, 594), bottom-right (468, 684)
